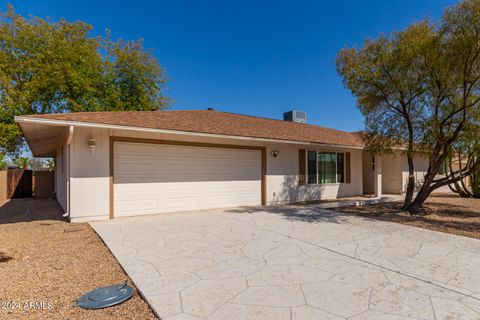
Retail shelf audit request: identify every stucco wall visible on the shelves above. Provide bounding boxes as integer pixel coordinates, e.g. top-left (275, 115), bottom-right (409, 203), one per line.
top-left (67, 127), bottom-right (364, 221)
top-left (401, 153), bottom-right (430, 192)
top-left (382, 152), bottom-right (402, 194)
top-left (264, 143), bottom-right (363, 204)
top-left (69, 127), bottom-right (111, 221)
top-left (55, 138), bottom-right (68, 212)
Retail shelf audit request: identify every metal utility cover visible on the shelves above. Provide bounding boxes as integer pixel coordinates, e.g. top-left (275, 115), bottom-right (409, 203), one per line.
top-left (76, 282), bottom-right (134, 309)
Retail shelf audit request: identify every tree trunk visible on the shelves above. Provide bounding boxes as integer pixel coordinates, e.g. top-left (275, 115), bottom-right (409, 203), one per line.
top-left (471, 154), bottom-right (480, 198)
top-left (447, 154), bottom-right (471, 197)
top-left (402, 138), bottom-right (415, 209)
top-left (406, 164), bottom-right (438, 214)
top-left (406, 151), bottom-right (480, 213)
top-left (406, 182), bottom-right (432, 214)
top-left (405, 148), bottom-right (443, 214)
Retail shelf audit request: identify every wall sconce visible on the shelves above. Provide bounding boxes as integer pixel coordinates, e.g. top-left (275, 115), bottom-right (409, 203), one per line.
top-left (271, 150), bottom-right (279, 158)
top-left (88, 138), bottom-right (96, 155)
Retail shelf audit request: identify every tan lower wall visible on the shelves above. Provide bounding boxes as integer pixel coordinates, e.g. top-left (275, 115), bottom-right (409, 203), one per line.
top-left (0, 171), bottom-right (7, 201)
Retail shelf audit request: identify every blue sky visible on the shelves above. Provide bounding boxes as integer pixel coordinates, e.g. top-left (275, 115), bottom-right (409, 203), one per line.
top-left (5, 0), bottom-right (456, 132)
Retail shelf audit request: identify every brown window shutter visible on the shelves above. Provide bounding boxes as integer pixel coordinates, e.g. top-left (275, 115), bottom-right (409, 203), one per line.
top-left (345, 152), bottom-right (351, 184)
top-left (298, 149), bottom-right (306, 186)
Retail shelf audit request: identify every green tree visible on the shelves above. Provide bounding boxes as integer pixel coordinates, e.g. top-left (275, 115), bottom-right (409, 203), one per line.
top-left (44, 159), bottom-right (55, 171)
top-left (337, 0), bottom-right (480, 213)
top-left (14, 156), bottom-right (29, 169)
top-left (337, 22), bottom-right (432, 210)
top-left (0, 5), bottom-right (169, 155)
top-left (0, 153), bottom-right (8, 170)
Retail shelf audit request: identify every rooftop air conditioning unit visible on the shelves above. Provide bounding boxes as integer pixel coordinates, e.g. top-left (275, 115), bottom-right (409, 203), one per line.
top-left (283, 110), bottom-right (307, 124)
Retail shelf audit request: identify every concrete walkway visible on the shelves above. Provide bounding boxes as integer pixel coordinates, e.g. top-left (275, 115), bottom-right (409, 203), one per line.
top-left (91, 206), bottom-right (480, 320)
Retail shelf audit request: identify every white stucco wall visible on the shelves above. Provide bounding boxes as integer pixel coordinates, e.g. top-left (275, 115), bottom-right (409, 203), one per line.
top-left (55, 144), bottom-right (68, 211)
top-left (401, 153), bottom-right (430, 192)
top-left (362, 150), bottom-right (430, 195)
top-left (54, 127), bottom-right (74, 212)
top-left (382, 152), bottom-right (402, 194)
top-left (66, 127), bottom-right (364, 222)
top-left (69, 127), bottom-right (111, 221)
top-left (267, 146), bottom-right (363, 204)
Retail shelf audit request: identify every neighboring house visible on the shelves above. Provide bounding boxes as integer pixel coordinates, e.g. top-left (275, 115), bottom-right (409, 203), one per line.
top-left (16, 109), bottom-right (427, 222)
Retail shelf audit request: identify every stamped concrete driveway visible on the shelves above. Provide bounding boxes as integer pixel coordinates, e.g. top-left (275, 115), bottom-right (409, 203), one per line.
top-left (91, 206), bottom-right (480, 320)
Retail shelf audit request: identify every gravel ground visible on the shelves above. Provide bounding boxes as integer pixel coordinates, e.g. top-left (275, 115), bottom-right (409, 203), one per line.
top-left (332, 193), bottom-right (480, 239)
top-left (0, 199), bottom-right (156, 320)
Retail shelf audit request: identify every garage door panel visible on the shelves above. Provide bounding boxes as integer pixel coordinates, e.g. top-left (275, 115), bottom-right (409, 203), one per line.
top-left (162, 184), bottom-right (198, 196)
top-left (197, 181), bottom-right (233, 191)
top-left (115, 143), bottom-right (158, 156)
top-left (198, 195), bottom-right (234, 207)
top-left (233, 181), bottom-right (261, 191)
top-left (234, 195), bottom-right (261, 205)
top-left (115, 174), bottom-right (158, 184)
top-left (114, 142), bottom-right (262, 217)
top-left (115, 199), bottom-right (158, 213)
top-left (234, 149), bottom-right (262, 160)
top-left (115, 184), bottom-right (158, 196)
top-left (114, 151), bottom-right (158, 160)
top-left (199, 164), bottom-right (234, 176)
top-left (162, 163), bottom-right (199, 176)
top-left (196, 146), bottom-right (232, 157)
top-left (159, 174), bottom-right (202, 183)
top-left (161, 145), bottom-right (200, 157)
top-left (115, 165), bottom-right (159, 177)
top-left (163, 197), bottom-right (198, 211)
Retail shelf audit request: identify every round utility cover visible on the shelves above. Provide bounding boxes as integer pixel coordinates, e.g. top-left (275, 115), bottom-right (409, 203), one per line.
top-left (76, 282), bottom-right (134, 309)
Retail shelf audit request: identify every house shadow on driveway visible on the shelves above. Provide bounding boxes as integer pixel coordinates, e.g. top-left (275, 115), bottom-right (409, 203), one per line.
top-left (0, 198), bottom-right (65, 224)
top-left (223, 204), bottom-right (363, 224)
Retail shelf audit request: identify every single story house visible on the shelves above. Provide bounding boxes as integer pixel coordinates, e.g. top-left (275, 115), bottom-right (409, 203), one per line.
top-left (15, 109), bottom-right (429, 222)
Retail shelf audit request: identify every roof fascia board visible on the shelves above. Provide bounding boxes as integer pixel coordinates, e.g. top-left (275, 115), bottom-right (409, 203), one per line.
top-left (15, 116), bottom-right (365, 150)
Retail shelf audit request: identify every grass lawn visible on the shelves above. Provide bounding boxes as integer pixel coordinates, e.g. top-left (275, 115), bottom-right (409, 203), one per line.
top-left (0, 199), bottom-right (156, 320)
top-left (332, 193), bottom-right (480, 239)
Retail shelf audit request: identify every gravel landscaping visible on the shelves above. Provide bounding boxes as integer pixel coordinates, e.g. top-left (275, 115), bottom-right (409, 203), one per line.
top-left (332, 193), bottom-right (480, 239)
top-left (0, 199), bottom-right (156, 319)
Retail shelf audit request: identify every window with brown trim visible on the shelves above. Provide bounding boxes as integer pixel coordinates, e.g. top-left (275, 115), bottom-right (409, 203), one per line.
top-left (307, 151), bottom-right (348, 184)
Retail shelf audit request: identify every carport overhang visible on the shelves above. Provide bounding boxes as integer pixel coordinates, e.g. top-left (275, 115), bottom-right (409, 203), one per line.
top-left (16, 121), bottom-right (73, 157)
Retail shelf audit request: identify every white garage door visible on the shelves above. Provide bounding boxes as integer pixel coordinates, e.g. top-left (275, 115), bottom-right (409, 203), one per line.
top-left (113, 141), bottom-right (262, 217)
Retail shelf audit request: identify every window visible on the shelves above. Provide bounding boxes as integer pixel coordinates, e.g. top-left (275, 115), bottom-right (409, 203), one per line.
top-left (318, 152), bottom-right (337, 183)
top-left (306, 151), bottom-right (346, 184)
top-left (337, 153), bottom-right (345, 183)
top-left (307, 151), bottom-right (317, 184)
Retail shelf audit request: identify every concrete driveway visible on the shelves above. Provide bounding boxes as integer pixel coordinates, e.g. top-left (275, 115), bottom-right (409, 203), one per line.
top-left (91, 206), bottom-right (480, 320)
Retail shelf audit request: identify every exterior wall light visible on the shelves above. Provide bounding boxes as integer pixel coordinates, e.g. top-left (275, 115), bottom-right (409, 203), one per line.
top-left (271, 150), bottom-right (279, 158)
top-left (88, 138), bottom-right (96, 155)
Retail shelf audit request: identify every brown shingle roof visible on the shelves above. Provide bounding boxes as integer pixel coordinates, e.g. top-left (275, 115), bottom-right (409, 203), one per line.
top-left (21, 110), bottom-right (365, 147)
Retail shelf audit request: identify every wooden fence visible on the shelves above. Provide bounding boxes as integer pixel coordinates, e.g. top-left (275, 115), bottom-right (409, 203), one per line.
top-left (0, 169), bottom-right (55, 200)
top-left (7, 169), bottom-right (33, 199)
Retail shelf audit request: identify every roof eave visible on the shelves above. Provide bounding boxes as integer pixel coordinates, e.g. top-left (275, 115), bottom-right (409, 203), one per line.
top-left (14, 116), bottom-right (365, 150)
